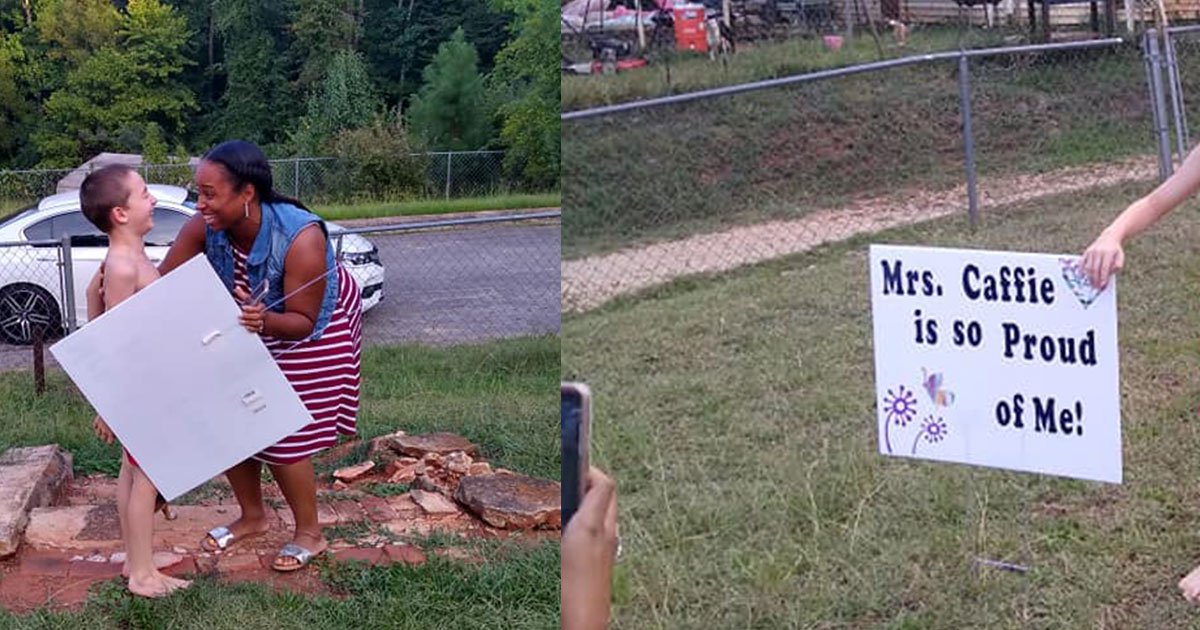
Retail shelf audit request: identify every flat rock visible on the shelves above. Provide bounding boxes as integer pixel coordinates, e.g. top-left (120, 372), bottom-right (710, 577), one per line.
top-left (454, 474), bottom-right (561, 530)
top-left (367, 431), bottom-right (407, 465)
top-left (410, 490), bottom-right (461, 516)
top-left (333, 461), bottom-right (375, 483)
top-left (468, 462), bottom-right (492, 476)
top-left (413, 473), bottom-right (456, 497)
top-left (392, 433), bottom-right (479, 458)
top-left (0, 445), bottom-right (73, 558)
top-left (386, 461), bottom-right (419, 484)
top-left (23, 505), bottom-right (109, 551)
top-left (444, 452), bottom-right (473, 475)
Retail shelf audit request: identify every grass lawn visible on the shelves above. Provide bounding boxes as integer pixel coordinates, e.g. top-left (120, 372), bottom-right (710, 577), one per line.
top-left (563, 180), bottom-right (1200, 627)
top-left (0, 542), bottom-right (559, 629)
top-left (563, 34), bottom-right (1156, 259)
top-left (0, 336), bottom-right (560, 627)
top-left (313, 193), bottom-right (561, 222)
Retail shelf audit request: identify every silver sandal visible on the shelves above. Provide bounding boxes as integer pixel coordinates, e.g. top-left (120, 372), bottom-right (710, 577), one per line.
top-left (201, 526), bottom-right (235, 551)
top-left (272, 543), bottom-right (320, 572)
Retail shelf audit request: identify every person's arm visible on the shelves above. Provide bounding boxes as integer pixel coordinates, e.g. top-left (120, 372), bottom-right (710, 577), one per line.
top-left (1083, 144), bottom-right (1200, 288)
top-left (85, 268), bottom-right (103, 321)
top-left (236, 224), bottom-right (327, 340)
top-left (158, 214), bottom-right (206, 276)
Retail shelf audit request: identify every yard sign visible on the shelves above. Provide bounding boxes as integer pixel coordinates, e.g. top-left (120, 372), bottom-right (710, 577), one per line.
top-left (868, 244), bottom-right (1122, 484)
top-left (50, 254), bottom-right (312, 501)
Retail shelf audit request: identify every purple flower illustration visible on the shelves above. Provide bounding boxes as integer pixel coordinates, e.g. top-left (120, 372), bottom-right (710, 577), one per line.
top-left (884, 386), bottom-right (918, 426)
top-left (882, 385), bottom-right (918, 454)
top-left (911, 415), bottom-right (948, 455)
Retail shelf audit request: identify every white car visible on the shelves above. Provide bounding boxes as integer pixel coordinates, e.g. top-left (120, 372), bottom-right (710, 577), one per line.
top-left (0, 184), bottom-right (384, 345)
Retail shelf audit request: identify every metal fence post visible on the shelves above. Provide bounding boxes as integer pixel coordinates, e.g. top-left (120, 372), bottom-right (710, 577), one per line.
top-left (294, 159), bottom-right (300, 198)
top-left (1163, 30), bottom-right (1189, 164)
top-left (60, 234), bottom-right (76, 334)
top-left (958, 53), bottom-right (979, 229)
top-left (1146, 30), bottom-right (1175, 180)
top-left (445, 153), bottom-right (453, 200)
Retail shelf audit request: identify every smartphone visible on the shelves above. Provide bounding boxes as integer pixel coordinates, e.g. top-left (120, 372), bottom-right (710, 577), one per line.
top-left (561, 382), bottom-right (591, 527)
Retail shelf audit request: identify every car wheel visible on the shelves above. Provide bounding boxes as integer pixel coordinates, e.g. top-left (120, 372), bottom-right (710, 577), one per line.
top-left (0, 284), bottom-right (62, 345)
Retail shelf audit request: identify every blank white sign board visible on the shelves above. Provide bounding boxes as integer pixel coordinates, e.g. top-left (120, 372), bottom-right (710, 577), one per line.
top-left (51, 254), bottom-right (313, 501)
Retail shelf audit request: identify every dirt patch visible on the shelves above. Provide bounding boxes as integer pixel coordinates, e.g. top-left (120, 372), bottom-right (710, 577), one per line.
top-left (0, 436), bottom-right (559, 613)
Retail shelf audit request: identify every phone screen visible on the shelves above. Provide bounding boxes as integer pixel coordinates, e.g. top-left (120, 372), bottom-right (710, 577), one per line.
top-left (561, 386), bottom-right (585, 527)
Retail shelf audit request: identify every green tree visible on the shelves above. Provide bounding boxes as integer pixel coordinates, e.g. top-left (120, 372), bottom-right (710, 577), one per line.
top-left (0, 0), bottom-right (33, 31)
top-left (32, 0), bottom-right (196, 166)
top-left (211, 0), bottom-right (293, 147)
top-left (361, 0), bottom-right (510, 107)
top-left (169, 0), bottom-right (221, 147)
top-left (122, 0), bottom-right (192, 79)
top-left (408, 28), bottom-right (491, 151)
top-left (141, 121), bottom-right (168, 164)
top-left (328, 110), bottom-right (427, 201)
top-left (290, 49), bottom-right (381, 155)
top-left (490, 0), bottom-right (557, 189)
top-left (0, 32), bottom-right (32, 163)
top-left (34, 0), bottom-right (120, 66)
top-left (289, 0), bottom-right (363, 93)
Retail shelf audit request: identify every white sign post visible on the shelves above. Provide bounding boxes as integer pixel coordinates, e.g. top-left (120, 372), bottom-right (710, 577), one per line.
top-left (50, 255), bottom-right (312, 501)
top-left (869, 244), bottom-right (1122, 484)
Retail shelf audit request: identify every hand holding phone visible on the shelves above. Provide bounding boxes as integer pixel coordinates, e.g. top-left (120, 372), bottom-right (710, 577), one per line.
top-left (562, 466), bottom-right (617, 630)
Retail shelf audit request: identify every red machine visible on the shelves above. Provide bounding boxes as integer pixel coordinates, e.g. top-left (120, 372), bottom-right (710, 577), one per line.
top-left (673, 3), bottom-right (708, 53)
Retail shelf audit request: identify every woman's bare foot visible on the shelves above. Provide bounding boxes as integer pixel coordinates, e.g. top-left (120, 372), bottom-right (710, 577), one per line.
top-left (121, 551), bottom-right (183, 578)
top-left (200, 515), bottom-right (272, 552)
top-left (127, 570), bottom-right (191, 598)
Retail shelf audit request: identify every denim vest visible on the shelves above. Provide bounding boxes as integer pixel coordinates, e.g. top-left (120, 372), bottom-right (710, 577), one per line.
top-left (204, 200), bottom-right (339, 340)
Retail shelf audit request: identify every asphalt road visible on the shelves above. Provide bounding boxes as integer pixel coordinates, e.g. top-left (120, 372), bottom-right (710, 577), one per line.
top-left (0, 218), bottom-right (561, 371)
top-left (357, 221), bottom-right (561, 345)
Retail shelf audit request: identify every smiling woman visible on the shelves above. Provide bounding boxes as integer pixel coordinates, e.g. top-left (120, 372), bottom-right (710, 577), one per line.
top-left (154, 139), bottom-right (365, 573)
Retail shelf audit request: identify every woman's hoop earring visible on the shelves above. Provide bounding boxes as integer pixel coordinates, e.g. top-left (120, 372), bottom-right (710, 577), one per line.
top-left (244, 201), bottom-right (249, 219)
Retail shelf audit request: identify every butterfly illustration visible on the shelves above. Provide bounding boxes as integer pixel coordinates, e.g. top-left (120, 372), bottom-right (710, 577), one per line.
top-left (1059, 257), bottom-right (1102, 308)
top-left (922, 368), bottom-right (955, 407)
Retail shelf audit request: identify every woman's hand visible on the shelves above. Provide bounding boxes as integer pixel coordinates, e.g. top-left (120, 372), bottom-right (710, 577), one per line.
top-left (1081, 229), bottom-right (1125, 290)
top-left (93, 415), bottom-right (114, 444)
top-left (562, 466), bottom-right (618, 630)
top-left (233, 286), bottom-right (267, 334)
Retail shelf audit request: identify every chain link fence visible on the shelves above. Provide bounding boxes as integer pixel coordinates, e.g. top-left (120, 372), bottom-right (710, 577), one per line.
top-left (0, 240), bottom-right (73, 353)
top-left (331, 212), bottom-right (561, 347)
top-left (562, 37), bottom-right (1161, 313)
top-left (0, 151), bottom-right (522, 214)
top-left (0, 211), bottom-right (559, 371)
top-left (1160, 26), bottom-right (1200, 169)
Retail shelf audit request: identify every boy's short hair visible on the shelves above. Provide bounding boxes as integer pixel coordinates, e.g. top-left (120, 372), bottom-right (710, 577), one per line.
top-left (80, 165), bottom-right (136, 234)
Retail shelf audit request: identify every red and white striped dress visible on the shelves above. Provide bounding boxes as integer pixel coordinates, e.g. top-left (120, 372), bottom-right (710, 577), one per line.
top-left (232, 244), bottom-right (362, 465)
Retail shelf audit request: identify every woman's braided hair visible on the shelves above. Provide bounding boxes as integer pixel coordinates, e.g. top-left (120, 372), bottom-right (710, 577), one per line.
top-left (202, 140), bottom-right (311, 212)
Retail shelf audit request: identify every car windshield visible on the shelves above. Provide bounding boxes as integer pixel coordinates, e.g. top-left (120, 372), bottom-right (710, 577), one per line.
top-left (183, 189), bottom-right (198, 210)
top-left (0, 205), bottom-right (41, 229)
